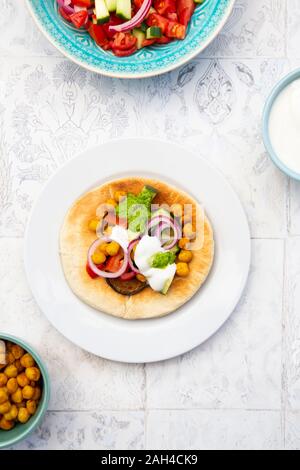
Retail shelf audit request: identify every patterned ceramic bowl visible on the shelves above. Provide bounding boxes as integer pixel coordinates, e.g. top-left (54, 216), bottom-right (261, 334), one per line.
top-left (0, 333), bottom-right (50, 449)
top-left (26, 0), bottom-right (235, 78)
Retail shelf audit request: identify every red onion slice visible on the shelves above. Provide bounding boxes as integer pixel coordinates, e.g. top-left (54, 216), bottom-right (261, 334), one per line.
top-left (108, 0), bottom-right (152, 34)
top-left (147, 215), bottom-right (181, 249)
top-left (57, 0), bottom-right (74, 14)
top-left (87, 238), bottom-right (128, 278)
top-left (128, 239), bottom-right (140, 274)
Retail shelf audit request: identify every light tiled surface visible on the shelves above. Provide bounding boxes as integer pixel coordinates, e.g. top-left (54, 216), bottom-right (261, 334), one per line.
top-left (1, 0), bottom-right (299, 450)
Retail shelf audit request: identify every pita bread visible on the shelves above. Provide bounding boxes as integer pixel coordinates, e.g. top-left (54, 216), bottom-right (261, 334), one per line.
top-left (60, 177), bottom-right (214, 319)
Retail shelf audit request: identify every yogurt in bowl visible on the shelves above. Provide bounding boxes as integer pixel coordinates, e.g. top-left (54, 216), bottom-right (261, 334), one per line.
top-left (263, 69), bottom-right (300, 180)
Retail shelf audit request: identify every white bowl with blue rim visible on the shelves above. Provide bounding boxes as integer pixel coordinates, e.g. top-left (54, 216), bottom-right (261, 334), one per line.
top-left (26, 0), bottom-right (235, 79)
top-left (263, 68), bottom-right (300, 181)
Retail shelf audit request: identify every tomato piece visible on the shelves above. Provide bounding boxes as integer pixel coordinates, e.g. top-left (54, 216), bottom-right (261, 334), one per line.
top-left (106, 254), bottom-right (123, 273)
top-left (69, 10), bottom-right (88, 28)
top-left (120, 271), bottom-right (136, 281)
top-left (112, 32), bottom-right (137, 51)
top-left (154, 0), bottom-right (176, 16)
top-left (59, 7), bottom-right (72, 22)
top-left (133, 0), bottom-right (144, 8)
top-left (166, 12), bottom-right (178, 21)
top-left (166, 21), bottom-right (186, 39)
top-left (102, 14), bottom-right (123, 39)
top-left (72, 0), bottom-right (92, 6)
top-left (142, 38), bottom-right (156, 47)
top-left (177, 0), bottom-right (195, 27)
top-left (156, 35), bottom-right (171, 44)
top-left (112, 45), bottom-right (137, 56)
top-left (86, 262), bottom-right (105, 279)
top-left (88, 23), bottom-right (109, 47)
top-left (146, 13), bottom-right (169, 34)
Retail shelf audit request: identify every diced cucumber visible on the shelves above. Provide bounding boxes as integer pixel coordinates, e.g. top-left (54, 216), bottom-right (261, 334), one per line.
top-left (194, 0), bottom-right (206, 3)
top-left (133, 28), bottom-right (146, 49)
top-left (105, 0), bottom-right (117, 12)
top-left (146, 26), bottom-right (162, 39)
top-left (94, 0), bottom-right (110, 24)
top-left (116, 0), bottom-right (131, 20)
top-left (140, 22), bottom-right (147, 33)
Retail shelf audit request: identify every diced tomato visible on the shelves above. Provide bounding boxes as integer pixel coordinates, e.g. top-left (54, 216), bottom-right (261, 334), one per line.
top-left (86, 262), bottom-right (104, 279)
top-left (88, 23), bottom-right (109, 47)
top-left (166, 12), bottom-right (178, 22)
top-left (59, 7), bottom-right (71, 22)
top-left (133, 0), bottom-right (144, 9)
top-left (120, 271), bottom-right (136, 281)
top-left (156, 35), bottom-right (171, 44)
top-left (166, 21), bottom-right (186, 39)
top-left (112, 32), bottom-right (137, 51)
top-left (106, 254), bottom-right (123, 273)
top-left (72, 0), bottom-right (92, 6)
top-left (142, 39), bottom-right (156, 47)
top-left (69, 10), bottom-right (88, 29)
top-left (154, 0), bottom-right (176, 16)
top-left (102, 14), bottom-right (123, 39)
top-left (177, 0), bottom-right (195, 27)
top-left (146, 13), bottom-right (169, 34)
top-left (112, 46), bottom-right (137, 56)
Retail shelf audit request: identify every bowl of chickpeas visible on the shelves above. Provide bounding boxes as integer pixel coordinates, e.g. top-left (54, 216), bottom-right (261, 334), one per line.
top-left (0, 333), bottom-right (50, 448)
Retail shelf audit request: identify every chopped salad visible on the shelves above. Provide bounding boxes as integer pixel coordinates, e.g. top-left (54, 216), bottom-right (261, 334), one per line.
top-left (57, 0), bottom-right (206, 57)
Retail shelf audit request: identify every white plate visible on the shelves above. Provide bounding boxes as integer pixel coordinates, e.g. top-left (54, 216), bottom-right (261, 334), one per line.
top-left (24, 139), bottom-right (250, 363)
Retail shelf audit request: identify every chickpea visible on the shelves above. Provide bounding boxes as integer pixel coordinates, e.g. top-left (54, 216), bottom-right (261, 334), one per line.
top-left (5, 351), bottom-right (15, 365)
top-left (183, 223), bottom-right (195, 239)
top-left (17, 372), bottom-right (30, 388)
top-left (106, 198), bottom-right (117, 209)
top-left (0, 373), bottom-right (7, 387)
top-left (171, 204), bottom-right (183, 218)
top-left (25, 367), bottom-right (40, 382)
top-left (178, 250), bottom-right (193, 263)
top-left (88, 218), bottom-right (99, 232)
top-left (26, 400), bottom-right (37, 415)
top-left (22, 385), bottom-right (35, 400)
top-left (176, 262), bottom-right (189, 277)
top-left (7, 378), bottom-right (18, 394)
top-left (0, 387), bottom-right (8, 404)
top-left (30, 381), bottom-right (36, 388)
top-left (114, 190), bottom-right (126, 202)
top-left (18, 407), bottom-right (30, 424)
top-left (106, 241), bottom-right (120, 257)
top-left (32, 386), bottom-right (41, 401)
top-left (99, 242), bottom-right (109, 253)
top-left (0, 401), bottom-right (11, 414)
top-left (11, 344), bottom-right (24, 360)
top-left (20, 353), bottom-right (35, 369)
top-left (14, 359), bottom-right (24, 373)
top-left (11, 388), bottom-right (23, 404)
top-left (4, 404), bottom-right (18, 421)
top-left (0, 417), bottom-right (14, 430)
top-left (178, 238), bottom-right (189, 250)
top-left (4, 364), bottom-right (18, 378)
top-left (136, 274), bottom-right (147, 283)
top-left (91, 251), bottom-right (106, 265)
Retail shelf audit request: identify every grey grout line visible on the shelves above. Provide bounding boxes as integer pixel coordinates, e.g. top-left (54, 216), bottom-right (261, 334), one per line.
top-left (46, 408), bottom-right (283, 413)
top-left (280, 238), bottom-right (288, 449)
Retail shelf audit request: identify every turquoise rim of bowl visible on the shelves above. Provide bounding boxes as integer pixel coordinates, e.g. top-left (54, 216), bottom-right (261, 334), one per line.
top-left (262, 68), bottom-right (300, 181)
top-left (0, 333), bottom-right (50, 449)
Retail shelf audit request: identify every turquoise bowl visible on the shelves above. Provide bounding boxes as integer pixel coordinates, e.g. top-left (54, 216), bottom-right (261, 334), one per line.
top-left (0, 333), bottom-right (50, 449)
top-left (26, 0), bottom-right (235, 78)
top-left (263, 68), bottom-right (300, 181)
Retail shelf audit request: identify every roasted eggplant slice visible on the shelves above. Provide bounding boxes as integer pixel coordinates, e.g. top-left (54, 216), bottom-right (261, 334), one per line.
top-left (106, 277), bottom-right (147, 296)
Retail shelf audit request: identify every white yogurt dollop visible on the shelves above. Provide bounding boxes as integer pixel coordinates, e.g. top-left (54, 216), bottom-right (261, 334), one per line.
top-left (269, 78), bottom-right (300, 174)
top-left (134, 235), bottom-right (176, 293)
